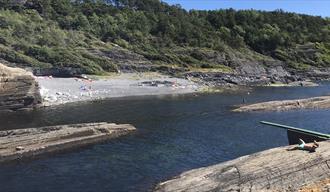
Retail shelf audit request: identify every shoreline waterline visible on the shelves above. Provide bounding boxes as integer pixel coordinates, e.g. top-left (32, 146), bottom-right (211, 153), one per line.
top-left (35, 72), bottom-right (323, 108)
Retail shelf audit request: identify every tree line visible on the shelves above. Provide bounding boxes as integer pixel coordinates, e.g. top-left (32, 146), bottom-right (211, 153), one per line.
top-left (0, 0), bottom-right (329, 72)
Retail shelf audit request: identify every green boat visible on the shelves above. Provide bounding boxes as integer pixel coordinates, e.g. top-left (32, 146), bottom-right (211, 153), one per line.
top-left (260, 121), bottom-right (330, 145)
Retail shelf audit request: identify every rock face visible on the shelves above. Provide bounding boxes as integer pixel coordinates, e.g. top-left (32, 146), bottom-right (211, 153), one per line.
top-left (0, 63), bottom-right (41, 112)
top-left (233, 96), bottom-right (330, 112)
top-left (88, 46), bottom-right (153, 72)
top-left (0, 122), bottom-right (136, 163)
top-left (154, 141), bottom-right (330, 192)
top-left (33, 67), bottom-right (86, 77)
top-left (185, 60), bottom-right (297, 86)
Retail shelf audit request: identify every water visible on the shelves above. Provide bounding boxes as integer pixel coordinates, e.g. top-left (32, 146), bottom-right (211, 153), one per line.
top-left (1, 82), bottom-right (330, 192)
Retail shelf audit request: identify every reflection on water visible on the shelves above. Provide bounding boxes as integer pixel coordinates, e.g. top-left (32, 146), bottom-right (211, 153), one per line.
top-left (0, 82), bottom-right (330, 192)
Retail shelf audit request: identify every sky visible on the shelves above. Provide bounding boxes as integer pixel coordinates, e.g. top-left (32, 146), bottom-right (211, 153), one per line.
top-left (162, 0), bottom-right (330, 17)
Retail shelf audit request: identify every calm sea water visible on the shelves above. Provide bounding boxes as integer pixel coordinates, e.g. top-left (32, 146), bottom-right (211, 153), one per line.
top-left (1, 82), bottom-right (330, 192)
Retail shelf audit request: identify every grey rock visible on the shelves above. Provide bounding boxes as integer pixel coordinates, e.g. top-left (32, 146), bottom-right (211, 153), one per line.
top-left (0, 122), bottom-right (136, 163)
top-left (0, 63), bottom-right (41, 112)
top-left (33, 67), bottom-right (86, 77)
top-left (234, 95), bottom-right (330, 112)
top-left (155, 141), bottom-right (330, 192)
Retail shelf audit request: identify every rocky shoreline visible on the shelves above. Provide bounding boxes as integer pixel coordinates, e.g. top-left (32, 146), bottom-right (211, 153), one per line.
top-left (25, 48), bottom-right (330, 88)
top-left (2, 58), bottom-right (330, 111)
top-left (154, 141), bottom-right (330, 192)
top-left (0, 63), bottom-right (41, 112)
top-left (183, 65), bottom-right (330, 87)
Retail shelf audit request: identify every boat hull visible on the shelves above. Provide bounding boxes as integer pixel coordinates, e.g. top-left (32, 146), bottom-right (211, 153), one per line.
top-left (287, 130), bottom-right (328, 145)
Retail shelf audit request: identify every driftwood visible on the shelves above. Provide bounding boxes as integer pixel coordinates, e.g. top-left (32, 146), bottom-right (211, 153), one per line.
top-left (233, 96), bottom-right (330, 112)
top-left (0, 122), bottom-right (136, 163)
top-left (155, 141), bottom-right (330, 192)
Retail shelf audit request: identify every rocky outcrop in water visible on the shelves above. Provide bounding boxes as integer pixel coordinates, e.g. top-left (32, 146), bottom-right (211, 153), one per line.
top-left (154, 141), bottom-right (330, 192)
top-left (0, 122), bottom-right (136, 163)
top-left (0, 63), bottom-right (41, 112)
top-left (234, 96), bottom-right (330, 112)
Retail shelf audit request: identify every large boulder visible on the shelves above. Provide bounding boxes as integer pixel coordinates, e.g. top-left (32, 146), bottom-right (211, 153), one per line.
top-left (0, 63), bottom-right (41, 112)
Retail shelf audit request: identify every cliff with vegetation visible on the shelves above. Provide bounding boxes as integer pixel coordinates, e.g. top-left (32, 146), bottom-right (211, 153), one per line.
top-left (0, 0), bottom-right (329, 84)
top-left (0, 63), bottom-right (41, 111)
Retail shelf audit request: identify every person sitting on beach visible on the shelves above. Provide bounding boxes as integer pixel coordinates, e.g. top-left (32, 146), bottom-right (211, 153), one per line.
top-left (287, 139), bottom-right (319, 152)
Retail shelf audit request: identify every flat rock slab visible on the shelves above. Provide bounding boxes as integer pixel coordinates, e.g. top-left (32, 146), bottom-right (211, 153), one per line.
top-left (154, 141), bottom-right (330, 192)
top-left (233, 96), bottom-right (330, 112)
top-left (0, 122), bottom-right (136, 163)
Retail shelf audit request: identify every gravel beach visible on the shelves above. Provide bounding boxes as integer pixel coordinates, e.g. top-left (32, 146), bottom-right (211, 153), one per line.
top-left (36, 73), bottom-right (200, 106)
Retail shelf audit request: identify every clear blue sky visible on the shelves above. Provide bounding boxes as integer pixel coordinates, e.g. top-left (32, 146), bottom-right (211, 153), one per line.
top-left (162, 0), bottom-right (330, 17)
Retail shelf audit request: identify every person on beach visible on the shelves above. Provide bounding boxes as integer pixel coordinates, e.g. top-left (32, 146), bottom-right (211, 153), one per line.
top-left (287, 139), bottom-right (319, 152)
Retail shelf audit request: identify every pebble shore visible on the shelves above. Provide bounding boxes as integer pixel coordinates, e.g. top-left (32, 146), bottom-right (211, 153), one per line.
top-left (36, 73), bottom-right (200, 106)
